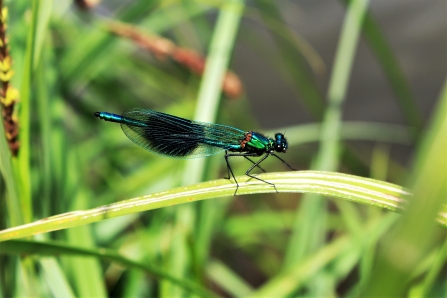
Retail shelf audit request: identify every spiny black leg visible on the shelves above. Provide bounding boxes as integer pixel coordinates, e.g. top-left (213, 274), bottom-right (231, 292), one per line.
top-left (224, 151), bottom-right (240, 195)
top-left (244, 153), bottom-right (278, 193)
top-left (223, 152), bottom-right (293, 194)
top-left (224, 152), bottom-right (260, 195)
top-left (225, 154), bottom-right (265, 176)
top-left (271, 153), bottom-right (296, 171)
top-left (244, 156), bottom-right (266, 173)
top-left (223, 150), bottom-right (231, 180)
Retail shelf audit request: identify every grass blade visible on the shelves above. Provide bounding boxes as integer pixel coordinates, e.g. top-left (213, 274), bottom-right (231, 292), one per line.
top-left (2, 171), bottom-right (444, 242)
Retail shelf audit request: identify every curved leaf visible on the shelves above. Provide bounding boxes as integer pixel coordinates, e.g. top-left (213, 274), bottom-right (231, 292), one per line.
top-left (0, 171), bottom-right (444, 242)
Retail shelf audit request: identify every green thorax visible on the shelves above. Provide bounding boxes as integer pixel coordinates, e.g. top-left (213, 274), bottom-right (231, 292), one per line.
top-left (244, 131), bottom-right (272, 153)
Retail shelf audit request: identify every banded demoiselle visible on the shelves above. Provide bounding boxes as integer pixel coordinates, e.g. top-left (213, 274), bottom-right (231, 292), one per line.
top-left (94, 109), bottom-right (294, 194)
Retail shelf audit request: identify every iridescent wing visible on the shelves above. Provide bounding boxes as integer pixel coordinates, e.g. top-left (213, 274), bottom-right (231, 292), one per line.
top-left (120, 108), bottom-right (245, 158)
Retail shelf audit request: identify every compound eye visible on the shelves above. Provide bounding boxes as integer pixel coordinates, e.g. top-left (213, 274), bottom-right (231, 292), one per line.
top-left (274, 143), bottom-right (284, 152)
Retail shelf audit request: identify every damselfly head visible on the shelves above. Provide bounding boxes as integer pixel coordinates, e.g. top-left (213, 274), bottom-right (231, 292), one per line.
top-left (274, 133), bottom-right (288, 153)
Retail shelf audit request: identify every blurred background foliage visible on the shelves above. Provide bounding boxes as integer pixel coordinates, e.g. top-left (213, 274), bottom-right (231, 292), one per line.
top-left (0, 0), bottom-right (446, 297)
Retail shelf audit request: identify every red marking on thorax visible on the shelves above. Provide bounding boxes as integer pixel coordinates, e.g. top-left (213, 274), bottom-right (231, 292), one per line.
top-left (240, 132), bottom-right (253, 149)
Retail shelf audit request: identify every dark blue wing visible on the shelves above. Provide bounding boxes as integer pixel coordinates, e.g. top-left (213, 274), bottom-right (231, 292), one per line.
top-left (120, 108), bottom-right (245, 158)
